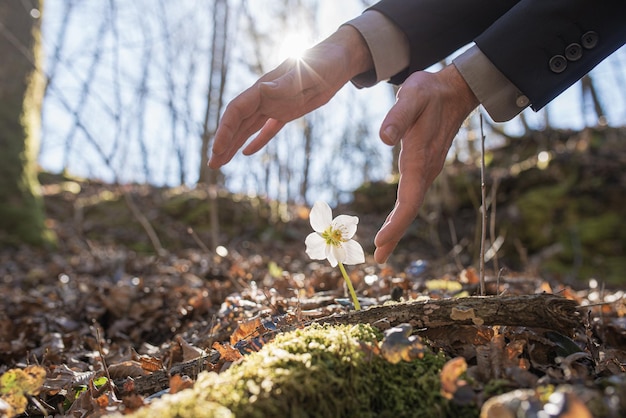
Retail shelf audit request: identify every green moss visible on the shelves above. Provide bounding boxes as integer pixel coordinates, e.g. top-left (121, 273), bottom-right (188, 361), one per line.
top-left (576, 212), bottom-right (621, 245)
top-left (127, 324), bottom-right (478, 418)
top-left (514, 181), bottom-right (572, 250)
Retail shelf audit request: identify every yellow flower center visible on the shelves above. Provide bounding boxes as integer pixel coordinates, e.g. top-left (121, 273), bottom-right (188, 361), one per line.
top-left (321, 226), bottom-right (344, 247)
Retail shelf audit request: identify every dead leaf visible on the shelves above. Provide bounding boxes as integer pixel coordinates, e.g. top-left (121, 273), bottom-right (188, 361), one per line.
top-left (176, 336), bottom-right (206, 362)
top-left (212, 342), bottom-right (243, 362)
top-left (380, 323), bottom-right (426, 364)
top-left (107, 361), bottom-right (149, 380)
top-left (169, 374), bottom-right (194, 394)
top-left (230, 316), bottom-right (265, 345)
top-left (440, 357), bottom-right (467, 400)
top-left (459, 267), bottom-right (479, 284)
top-left (136, 354), bottom-right (164, 373)
top-left (0, 365), bottom-right (46, 416)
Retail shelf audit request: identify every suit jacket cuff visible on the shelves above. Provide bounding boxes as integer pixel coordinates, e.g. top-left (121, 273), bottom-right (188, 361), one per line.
top-left (343, 10), bottom-right (409, 88)
top-left (453, 45), bottom-right (530, 123)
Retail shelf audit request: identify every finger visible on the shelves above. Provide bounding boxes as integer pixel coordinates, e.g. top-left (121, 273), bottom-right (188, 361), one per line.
top-left (211, 88), bottom-right (262, 157)
top-left (260, 59), bottom-right (324, 100)
top-left (243, 119), bottom-right (286, 155)
top-left (217, 115), bottom-right (268, 164)
top-left (374, 156), bottom-right (428, 263)
top-left (373, 195), bottom-right (420, 264)
top-left (209, 114), bottom-right (269, 168)
top-left (374, 195), bottom-right (419, 258)
top-left (379, 78), bottom-right (428, 146)
top-left (374, 241), bottom-right (399, 264)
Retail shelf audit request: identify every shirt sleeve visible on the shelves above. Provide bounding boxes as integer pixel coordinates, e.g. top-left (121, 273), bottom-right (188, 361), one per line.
top-left (345, 10), bottom-right (530, 123)
top-left (343, 10), bottom-right (410, 88)
top-left (453, 45), bottom-right (530, 122)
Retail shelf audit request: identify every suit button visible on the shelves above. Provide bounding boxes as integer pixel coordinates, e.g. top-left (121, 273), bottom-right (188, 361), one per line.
top-left (549, 55), bottom-right (567, 73)
top-left (516, 95), bottom-right (529, 108)
top-left (565, 43), bottom-right (583, 61)
top-left (581, 31), bottom-right (598, 49)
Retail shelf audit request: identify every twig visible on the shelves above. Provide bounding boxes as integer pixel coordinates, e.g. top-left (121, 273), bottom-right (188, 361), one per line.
top-left (122, 186), bottom-right (166, 257)
top-left (188, 227), bottom-right (211, 253)
top-left (94, 325), bottom-right (116, 397)
top-left (489, 175), bottom-right (500, 273)
top-left (479, 114), bottom-right (487, 295)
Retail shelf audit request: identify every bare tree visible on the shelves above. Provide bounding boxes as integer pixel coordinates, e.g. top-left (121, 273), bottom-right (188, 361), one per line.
top-left (581, 74), bottom-right (606, 126)
top-left (199, 0), bottom-right (230, 185)
top-left (0, 0), bottom-right (52, 245)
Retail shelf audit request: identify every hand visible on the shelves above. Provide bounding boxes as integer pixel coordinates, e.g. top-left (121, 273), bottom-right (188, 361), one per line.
top-left (209, 26), bottom-right (373, 169)
top-left (373, 64), bottom-right (479, 264)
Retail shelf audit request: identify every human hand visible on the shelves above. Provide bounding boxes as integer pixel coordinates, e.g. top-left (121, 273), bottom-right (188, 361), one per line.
top-left (373, 65), bottom-right (479, 264)
top-left (209, 26), bottom-right (373, 169)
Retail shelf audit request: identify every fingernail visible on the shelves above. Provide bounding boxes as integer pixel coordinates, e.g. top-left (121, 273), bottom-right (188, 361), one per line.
top-left (383, 125), bottom-right (399, 144)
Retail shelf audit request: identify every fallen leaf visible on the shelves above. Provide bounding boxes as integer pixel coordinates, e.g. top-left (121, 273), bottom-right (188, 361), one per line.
top-left (176, 335), bottom-right (206, 362)
top-left (0, 365), bottom-right (46, 416)
top-left (230, 316), bottom-right (265, 345)
top-left (169, 374), bottom-right (194, 394)
top-left (212, 342), bottom-right (243, 362)
top-left (440, 357), bottom-right (467, 400)
top-left (380, 323), bottom-right (426, 364)
top-left (107, 361), bottom-right (149, 380)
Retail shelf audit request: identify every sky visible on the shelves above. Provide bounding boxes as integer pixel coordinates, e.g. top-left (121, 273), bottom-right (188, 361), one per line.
top-left (37, 0), bottom-right (626, 204)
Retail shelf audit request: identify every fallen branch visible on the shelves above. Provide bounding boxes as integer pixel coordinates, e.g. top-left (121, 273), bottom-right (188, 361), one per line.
top-left (317, 294), bottom-right (580, 335)
top-left (115, 352), bottom-right (220, 396)
top-left (115, 294), bottom-right (580, 396)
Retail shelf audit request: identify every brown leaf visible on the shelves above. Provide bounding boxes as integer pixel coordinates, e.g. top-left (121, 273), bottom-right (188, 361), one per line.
top-left (137, 355), bottom-right (164, 373)
top-left (95, 393), bottom-right (110, 409)
top-left (440, 357), bottom-right (467, 400)
top-left (230, 316), bottom-right (265, 345)
top-left (169, 374), bottom-right (194, 394)
top-left (459, 267), bottom-right (479, 284)
top-left (176, 336), bottom-right (206, 362)
top-left (212, 342), bottom-right (243, 362)
top-left (107, 361), bottom-right (149, 380)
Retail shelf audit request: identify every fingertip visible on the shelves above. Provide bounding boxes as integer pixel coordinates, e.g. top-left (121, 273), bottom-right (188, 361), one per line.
top-left (207, 155), bottom-right (223, 169)
top-left (259, 79), bottom-right (284, 98)
top-left (374, 242), bottom-right (397, 264)
top-left (380, 125), bottom-right (399, 146)
top-left (373, 248), bottom-right (388, 264)
top-left (259, 81), bottom-right (278, 92)
top-left (211, 125), bottom-right (231, 156)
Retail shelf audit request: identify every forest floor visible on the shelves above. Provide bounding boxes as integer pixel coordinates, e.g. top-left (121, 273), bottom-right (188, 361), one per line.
top-left (1, 170), bottom-right (626, 417)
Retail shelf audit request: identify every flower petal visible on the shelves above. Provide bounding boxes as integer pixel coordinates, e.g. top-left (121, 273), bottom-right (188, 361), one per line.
top-left (326, 244), bottom-right (339, 267)
top-left (342, 239), bottom-right (365, 265)
top-left (330, 244), bottom-right (347, 266)
top-left (310, 201), bottom-right (332, 233)
top-left (332, 215), bottom-right (359, 240)
top-left (305, 233), bottom-right (327, 260)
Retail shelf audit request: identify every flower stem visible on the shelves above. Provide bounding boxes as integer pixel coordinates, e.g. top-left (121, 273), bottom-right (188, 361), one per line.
top-left (338, 262), bottom-right (361, 311)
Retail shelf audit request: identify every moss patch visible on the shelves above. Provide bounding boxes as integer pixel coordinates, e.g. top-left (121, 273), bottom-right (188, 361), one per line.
top-left (127, 324), bottom-right (477, 418)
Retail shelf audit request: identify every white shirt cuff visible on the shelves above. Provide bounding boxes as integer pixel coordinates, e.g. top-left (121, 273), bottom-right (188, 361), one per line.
top-left (453, 45), bottom-right (530, 123)
top-left (343, 10), bottom-right (410, 88)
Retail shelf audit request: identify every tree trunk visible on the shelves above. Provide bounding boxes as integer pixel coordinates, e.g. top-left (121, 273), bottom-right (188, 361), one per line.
top-left (0, 0), bottom-right (53, 246)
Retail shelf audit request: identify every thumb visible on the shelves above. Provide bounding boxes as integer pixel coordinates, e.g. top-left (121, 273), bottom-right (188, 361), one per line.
top-left (379, 80), bottom-right (427, 146)
top-left (260, 66), bottom-right (311, 99)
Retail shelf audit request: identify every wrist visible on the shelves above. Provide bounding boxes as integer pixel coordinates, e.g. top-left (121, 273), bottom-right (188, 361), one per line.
top-left (446, 64), bottom-right (479, 112)
top-left (328, 25), bottom-right (374, 78)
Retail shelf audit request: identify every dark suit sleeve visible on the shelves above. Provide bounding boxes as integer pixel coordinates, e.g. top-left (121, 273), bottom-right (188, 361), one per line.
top-left (475, 0), bottom-right (626, 110)
top-left (368, 0), bottom-right (521, 84)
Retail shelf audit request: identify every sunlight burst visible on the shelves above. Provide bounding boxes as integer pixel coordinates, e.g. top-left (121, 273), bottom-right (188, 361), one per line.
top-left (278, 33), bottom-right (311, 60)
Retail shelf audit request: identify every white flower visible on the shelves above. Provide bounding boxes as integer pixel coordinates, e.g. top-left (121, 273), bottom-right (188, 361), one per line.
top-left (305, 201), bottom-right (365, 267)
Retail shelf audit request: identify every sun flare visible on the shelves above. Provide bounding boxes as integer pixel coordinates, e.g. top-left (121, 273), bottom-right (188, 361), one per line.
top-left (278, 33), bottom-right (312, 60)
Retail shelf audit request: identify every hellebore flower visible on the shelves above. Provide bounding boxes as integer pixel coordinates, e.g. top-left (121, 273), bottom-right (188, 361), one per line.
top-left (305, 201), bottom-right (365, 309)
